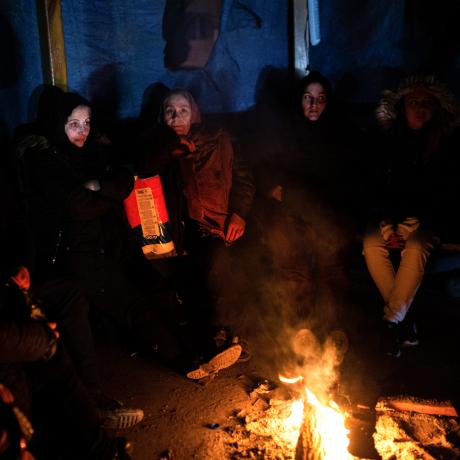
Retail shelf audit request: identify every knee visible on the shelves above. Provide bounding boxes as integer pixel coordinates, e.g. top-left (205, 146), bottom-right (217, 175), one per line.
top-left (362, 230), bottom-right (385, 252)
top-left (404, 233), bottom-right (432, 253)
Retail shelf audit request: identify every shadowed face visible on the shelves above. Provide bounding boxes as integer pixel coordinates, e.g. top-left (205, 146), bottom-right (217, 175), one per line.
top-left (301, 82), bottom-right (327, 121)
top-left (163, 94), bottom-right (192, 136)
top-left (404, 89), bottom-right (434, 130)
top-left (64, 105), bottom-right (91, 147)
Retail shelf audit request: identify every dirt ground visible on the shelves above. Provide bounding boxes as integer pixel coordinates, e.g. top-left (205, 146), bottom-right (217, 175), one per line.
top-left (99, 268), bottom-right (460, 460)
top-left (98, 342), bottom-right (287, 460)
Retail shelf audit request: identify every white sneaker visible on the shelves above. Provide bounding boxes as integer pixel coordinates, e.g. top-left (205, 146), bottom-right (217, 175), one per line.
top-left (101, 408), bottom-right (144, 430)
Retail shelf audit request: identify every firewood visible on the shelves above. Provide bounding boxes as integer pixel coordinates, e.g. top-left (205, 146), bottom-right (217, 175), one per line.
top-left (376, 396), bottom-right (458, 417)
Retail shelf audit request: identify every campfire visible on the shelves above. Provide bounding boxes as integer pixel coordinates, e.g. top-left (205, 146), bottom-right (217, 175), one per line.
top-left (223, 327), bottom-right (460, 459)
top-left (224, 328), bottom-right (355, 459)
top-left (278, 375), bottom-right (352, 460)
top-left (224, 373), bottom-right (354, 459)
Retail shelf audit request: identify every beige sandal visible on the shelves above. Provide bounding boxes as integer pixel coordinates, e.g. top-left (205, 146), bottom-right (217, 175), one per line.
top-left (186, 344), bottom-right (242, 380)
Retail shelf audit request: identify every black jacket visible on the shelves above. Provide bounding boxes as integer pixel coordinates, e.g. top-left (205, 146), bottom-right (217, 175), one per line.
top-left (365, 125), bottom-right (460, 241)
top-left (20, 135), bottom-right (135, 277)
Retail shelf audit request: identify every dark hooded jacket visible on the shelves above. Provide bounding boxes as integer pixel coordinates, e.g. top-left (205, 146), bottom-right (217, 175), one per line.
top-left (270, 72), bottom-right (366, 229)
top-left (136, 89), bottom-right (254, 251)
top-left (367, 75), bottom-right (460, 241)
top-left (18, 90), bottom-right (135, 281)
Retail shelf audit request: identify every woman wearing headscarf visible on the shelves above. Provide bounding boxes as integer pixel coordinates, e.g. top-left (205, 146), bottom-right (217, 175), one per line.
top-left (20, 88), bottom-right (184, 385)
top-left (137, 88), bottom-right (254, 250)
top-left (136, 88), bottom-right (255, 365)
top-left (258, 71), bottom-right (363, 337)
top-left (363, 75), bottom-right (460, 357)
top-left (281, 70), bottom-right (364, 218)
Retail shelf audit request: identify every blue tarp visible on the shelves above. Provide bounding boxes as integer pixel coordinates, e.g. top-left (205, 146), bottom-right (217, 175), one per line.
top-left (0, 0), bottom-right (288, 137)
top-left (1, 0), bottom-right (459, 139)
top-left (311, 0), bottom-right (460, 105)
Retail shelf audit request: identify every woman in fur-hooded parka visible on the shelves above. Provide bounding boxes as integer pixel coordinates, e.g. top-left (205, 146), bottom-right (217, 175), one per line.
top-left (369, 75), bottom-right (460, 235)
top-left (363, 75), bottom-right (460, 344)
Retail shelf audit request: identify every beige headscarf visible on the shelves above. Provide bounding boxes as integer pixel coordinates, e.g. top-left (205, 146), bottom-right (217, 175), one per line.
top-left (160, 88), bottom-right (202, 127)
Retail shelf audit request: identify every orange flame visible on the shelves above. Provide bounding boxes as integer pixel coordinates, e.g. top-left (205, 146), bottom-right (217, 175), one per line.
top-left (304, 388), bottom-right (351, 459)
top-left (279, 374), bottom-right (351, 459)
top-left (279, 374), bottom-right (304, 384)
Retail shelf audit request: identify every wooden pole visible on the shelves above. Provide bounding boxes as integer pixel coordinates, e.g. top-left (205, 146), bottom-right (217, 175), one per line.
top-left (35, 0), bottom-right (68, 89)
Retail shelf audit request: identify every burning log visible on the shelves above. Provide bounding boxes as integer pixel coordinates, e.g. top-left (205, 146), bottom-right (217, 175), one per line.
top-left (226, 396), bottom-right (304, 459)
top-left (374, 396), bottom-right (460, 460)
top-left (295, 389), bottom-right (352, 460)
top-left (295, 401), bottom-right (325, 460)
top-left (377, 396), bottom-right (458, 417)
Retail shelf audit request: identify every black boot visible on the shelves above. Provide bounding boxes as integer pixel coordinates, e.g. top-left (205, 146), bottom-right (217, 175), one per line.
top-left (399, 319), bottom-right (419, 347)
top-left (380, 320), bottom-right (401, 358)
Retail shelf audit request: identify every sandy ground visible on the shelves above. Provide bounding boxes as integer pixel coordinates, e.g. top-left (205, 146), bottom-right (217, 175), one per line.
top-left (99, 269), bottom-right (460, 460)
top-left (98, 343), bottom-right (281, 460)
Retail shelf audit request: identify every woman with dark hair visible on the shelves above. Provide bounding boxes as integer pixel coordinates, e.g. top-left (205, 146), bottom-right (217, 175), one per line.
top-left (363, 75), bottom-right (460, 357)
top-left (18, 88), bottom-right (180, 405)
top-left (298, 70), bottom-right (332, 122)
top-left (258, 71), bottom-right (364, 337)
top-left (283, 70), bottom-right (363, 213)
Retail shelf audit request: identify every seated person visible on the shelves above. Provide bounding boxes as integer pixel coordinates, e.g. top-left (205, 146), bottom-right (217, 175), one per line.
top-left (0, 259), bottom-right (132, 460)
top-left (17, 88), bottom-right (185, 367)
top-left (136, 88), bottom-right (255, 375)
top-left (363, 75), bottom-right (460, 357)
top-left (252, 71), bottom-right (362, 337)
top-left (1, 162), bottom-right (142, 429)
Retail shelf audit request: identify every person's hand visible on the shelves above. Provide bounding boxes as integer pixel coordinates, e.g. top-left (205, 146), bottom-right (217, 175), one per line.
top-left (271, 185), bottom-right (283, 202)
top-left (225, 213), bottom-right (246, 244)
top-left (83, 179), bottom-right (101, 191)
top-left (396, 216), bottom-right (420, 240)
top-left (0, 383), bottom-right (14, 404)
top-left (379, 220), bottom-right (394, 242)
top-left (47, 322), bottom-right (60, 340)
top-left (10, 266), bottom-right (30, 290)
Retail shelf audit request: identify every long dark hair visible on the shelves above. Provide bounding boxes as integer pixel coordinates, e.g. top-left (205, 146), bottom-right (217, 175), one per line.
top-left (298, 71), bottom-right (332, 100)
top-left (297, 70), bottom-right (333, 120)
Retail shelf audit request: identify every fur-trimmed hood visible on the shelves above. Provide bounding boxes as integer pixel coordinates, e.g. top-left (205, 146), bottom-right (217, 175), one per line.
top-left (376, 75), bottom-right (459, 131)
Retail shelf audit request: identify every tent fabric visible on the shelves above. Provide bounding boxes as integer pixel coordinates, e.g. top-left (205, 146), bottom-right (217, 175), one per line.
top-left (311, 0), bottom-right (460, 105)
top-left (0, 1), bottom-right (42, 135)
top-left (1, 0), bottom-right (460, 140)
top-left (0, 0), bottom-right (288, 138)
